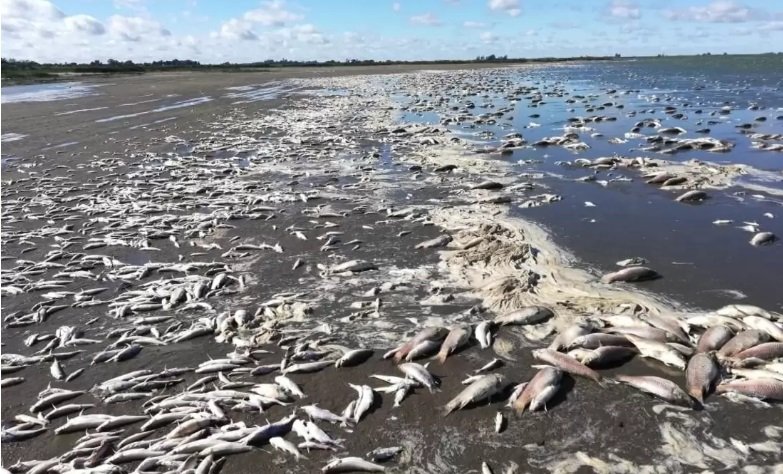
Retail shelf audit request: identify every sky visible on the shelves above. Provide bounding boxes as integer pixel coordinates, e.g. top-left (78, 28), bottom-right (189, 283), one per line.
top-left (2, 0), bottom-right (782, 64)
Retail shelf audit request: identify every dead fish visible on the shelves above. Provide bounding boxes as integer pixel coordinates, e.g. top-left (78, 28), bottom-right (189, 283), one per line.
top-left (349, 384), bottom-right (376, 423)
top-left (549, 322), bottom-right (595, 351)
top-left (322, 456), bottom-right (386, 472)
top-left (532, 348), bottom-right (603, 384)
top-left (696, 325), bottom-right (735, 353)
top-left (742, 316), bottom-right (783, 342)
top-left (301, 405), bottom-right (349, 425)
top-left (626, 336), bottom-right (687, 370)
top-left (397, 362), bottom-right (438, 392)
top-left (415, 235), bottom-right (452, 249)
top-left (734, 342), bottom-right (783, 361)
top-left (685, 352), bottom-right (720, 403)
top-left (475, 321), bottom-right (494, 349)
top-left (616, 257), bottom-right (648, 267)
top-left (393, 382), bottom-right (412, 407)
top-left (405, 339), bottom-right (441, 361)
top-left (329, 260), bottom-right (377, 274)
top-left (475, 358), bottom-right (503, 373)
top-left (1, 377), bottom-right (25, 388)
top-left (718, 330), bottom-right (770, 357)
top-left (494, 411), bottom-right (505, 433)
top-left (715, 378), bottom-right (783, 401)
top-left (282, 360), bottom-right (335, 374)
top-left (444, 374), bottom-right (506, 415)
top-left (675, 190), bottom-right (708, 202)
top-left (44, 403), bottom-right (95, 420)
top-left (367, 446), bottom-right (402, 462)
top-left (31, 389), bottom-right (84, 413)
top-left (335, 349), bottom-right (373, 368)
top-left (570, 345), bottom-right (637, 368)
top-left (270, 436), bottom-right (304, 459)
top-left (512, 367), bottom-right (562, 414)
top-left (615, 375), bottom-right (693, 407)
top-left (601, 266), bottom-right (659, 283)
top-left (750, 232), bottom-right (776, 246)
top-left (645, 172), bottom-right (675, 184)
top-left (641, 314), bottom-right (691, 345)
top-left (436, 326), bottom-right (471, 363)
top-left (274, 375), bottom-right (306, 398)
top-left (494, 306), bottom-right (554, 326)
top-left (50, 360), bottom-right (65, 380)
top-left (506, 382), bottom-right (528, 407)
top-left (392, 327), bottom-right (447, 363)
top-left (569, 333), bottom-right (633, 349)
top-left (661, 176), bottom-right (687, 187)
top-left (1, 425), bottom-right (47, 442)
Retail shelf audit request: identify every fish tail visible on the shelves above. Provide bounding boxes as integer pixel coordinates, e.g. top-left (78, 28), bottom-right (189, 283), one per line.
top-left (688, 388), bottom-right (704, 404)
top-left (436, 352), bottom-right (447, 364)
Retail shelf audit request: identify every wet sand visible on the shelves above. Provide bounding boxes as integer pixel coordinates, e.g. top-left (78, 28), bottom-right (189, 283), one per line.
top-left (2, 63), bottom-right (782, 473)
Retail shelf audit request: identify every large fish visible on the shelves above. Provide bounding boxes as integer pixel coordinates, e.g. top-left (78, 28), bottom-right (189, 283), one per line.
top-left (512, 367), bottom-right (562, 414)
top-left (532, 348), bottom-right (603, 383)
top-left (392, 327), bottom-right (447, 363)
top-left (685, 352), bottom-right (720, 403)
top-left (436, 326), bottom-right (471, 363)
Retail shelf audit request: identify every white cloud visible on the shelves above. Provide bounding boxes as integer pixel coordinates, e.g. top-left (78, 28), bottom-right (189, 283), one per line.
top-left (290, 24), bottom-right (329, 45)
top-left (464, 21), bottom-right (487, 28)
top-left (1, 0), bottom-right (64, 20)
top-left (488, 0), bottom-right (521, 17)
top-left (410, 13), bottom-right (442, 26)
top-left (108, 15), bottom-right (170, 42)
top-left (608, 0), bottom-right (640, 19)
top-left (665, 1), bottom-right (753, 23)
top-left (758, 21), bottom-right (783, 32)
top-left (392, 2), bottom-right (401, 12)
top-left (480, 31), bottom-right (499, 43)
top-left (65, 15), bottom-right (106, 35)
top-left (244, 0), bottom-right (302, 27)
top-left (215, 18), bottom-right (258, 41)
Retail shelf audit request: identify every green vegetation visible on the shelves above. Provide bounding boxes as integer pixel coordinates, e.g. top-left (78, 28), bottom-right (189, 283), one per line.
top-left (1, 55), bottom-right (615, 84)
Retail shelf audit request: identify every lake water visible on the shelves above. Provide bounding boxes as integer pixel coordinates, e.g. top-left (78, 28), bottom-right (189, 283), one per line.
top-left (1, 81), bottom-right (101, 103)
top-left (399, 55), bottom-right (783, 312)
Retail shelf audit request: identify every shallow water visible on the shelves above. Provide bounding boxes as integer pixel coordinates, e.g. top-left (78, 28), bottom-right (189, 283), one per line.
top-left (1, 81), bottom-right (101, 103)
top-left (399, 56), bottom-right (783, 312)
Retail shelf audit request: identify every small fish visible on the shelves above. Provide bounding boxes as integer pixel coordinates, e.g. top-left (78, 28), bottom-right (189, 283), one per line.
top-left (322, 457), bottom-right (386, 473)
top-left (475, 321), bottom-right (494, 349)
top-left (475, 358), bottom-right (503, 374)
top-left (270, 436), bottom-right (304, 459)
top-left (398, 362), bottom-right (438, 392)
top-left (50, 360), bottom-right (65, 380)
top-left (367, 446), bottom-right (403, 462)
top-left (494, 411), bottom-right (505, 433)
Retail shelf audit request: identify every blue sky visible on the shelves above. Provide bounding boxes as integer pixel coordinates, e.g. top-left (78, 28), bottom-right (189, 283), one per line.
top-left (2, 0), bottom-right (782, 63)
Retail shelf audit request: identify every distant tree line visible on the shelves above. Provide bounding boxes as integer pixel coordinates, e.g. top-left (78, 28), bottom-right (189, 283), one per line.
top-left (1, 54), bottom-right (618, 80)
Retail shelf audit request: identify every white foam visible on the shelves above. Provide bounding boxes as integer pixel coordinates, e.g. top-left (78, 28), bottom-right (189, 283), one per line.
top-left (1, 133), bottom-right (27, 142)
